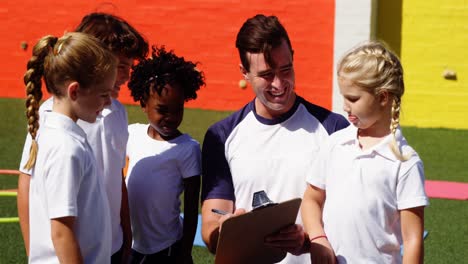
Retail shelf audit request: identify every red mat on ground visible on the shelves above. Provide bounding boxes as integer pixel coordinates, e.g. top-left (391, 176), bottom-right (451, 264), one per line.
top-left (425, 180), bottom-right (468, 200)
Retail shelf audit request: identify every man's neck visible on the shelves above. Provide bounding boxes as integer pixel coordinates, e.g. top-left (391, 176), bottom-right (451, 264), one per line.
top-left (254, 94), bottom-right (296, 120)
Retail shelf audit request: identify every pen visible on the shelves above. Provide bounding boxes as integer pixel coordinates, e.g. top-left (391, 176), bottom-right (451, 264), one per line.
top-left (211, 208), bottom-right (229, 215)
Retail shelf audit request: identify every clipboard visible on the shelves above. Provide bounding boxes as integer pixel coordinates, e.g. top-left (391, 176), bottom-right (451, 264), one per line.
top-left (215, 198), bottom-right (302, 264)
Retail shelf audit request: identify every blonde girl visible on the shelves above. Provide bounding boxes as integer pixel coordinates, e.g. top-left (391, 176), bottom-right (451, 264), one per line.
top-left (301, 41), bottom-right (428, 264)
top-left (24, 32), bottom-right (117, 263)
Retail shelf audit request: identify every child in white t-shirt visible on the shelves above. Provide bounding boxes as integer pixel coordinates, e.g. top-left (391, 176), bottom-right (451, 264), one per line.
top-left (23, 32), bottom-right (117, 263)
top-left (301, 41), bottom-right (429, 264)
top-left (17, 13), bottom-right (149, 263)
top-left (126, 46), bottom-right (205, 264)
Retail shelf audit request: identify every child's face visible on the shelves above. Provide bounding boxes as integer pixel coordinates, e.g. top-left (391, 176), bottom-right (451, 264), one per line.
top-left (143, 83), bottom-right (185, 140)
top-left (111, 55), bottom-right (134, 99)
top-left (339, 76), bottom-right (388, 131)
top-left (74, 70), bottom-right (116, 123)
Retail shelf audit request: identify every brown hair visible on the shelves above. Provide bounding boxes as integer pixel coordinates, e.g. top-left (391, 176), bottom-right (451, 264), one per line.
top-left (338, 41), bottom-right (407, 160)
top-left (75, 12), bottom-right (149, 60)
top-left (23, 32), bottom-right (117, 169)
top-left (235, 14), bottom-right (293, 71)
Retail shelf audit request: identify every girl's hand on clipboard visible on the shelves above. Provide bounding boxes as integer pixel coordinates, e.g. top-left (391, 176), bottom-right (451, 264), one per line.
top-left (264, 224), bottom-right (306, 256)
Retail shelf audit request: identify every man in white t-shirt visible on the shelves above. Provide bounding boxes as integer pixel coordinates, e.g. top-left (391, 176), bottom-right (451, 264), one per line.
top-left (17, 13), bottom-right (148, 263)
top-left (200, 14), bottom-right (349, 263)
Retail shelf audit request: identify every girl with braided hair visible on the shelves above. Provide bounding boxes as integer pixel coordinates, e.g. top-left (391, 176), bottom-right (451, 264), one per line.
top-left (18, 13), bottom-right (149, 263)
top-left (301, 41), bottom-right (428, 264)
top-left (125, 46), bottom-right (204, 264)
top-left (24, 32), bottom-right (117, 263)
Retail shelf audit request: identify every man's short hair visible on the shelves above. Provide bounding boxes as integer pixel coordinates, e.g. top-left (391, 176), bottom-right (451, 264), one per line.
top-left (235, 14), bottom-right (293, 71)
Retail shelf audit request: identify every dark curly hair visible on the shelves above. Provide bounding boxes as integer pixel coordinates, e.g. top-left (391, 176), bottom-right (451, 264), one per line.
top-left (128, 46), bottom-right (205, 107)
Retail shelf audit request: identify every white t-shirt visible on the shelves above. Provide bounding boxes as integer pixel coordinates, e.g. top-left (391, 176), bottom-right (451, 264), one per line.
top-left (28, 112), bottom-right (111, 264)
top-left (202, 97), bottom-right (350, 264)
top-left (78, 99), bottom-right (128, 254)
top-left (20, 97), bottom-right (128, 254)
top-left (306, 125), bottom-right (429, 264)
top-left (125, 123), bottom-right (201, 254)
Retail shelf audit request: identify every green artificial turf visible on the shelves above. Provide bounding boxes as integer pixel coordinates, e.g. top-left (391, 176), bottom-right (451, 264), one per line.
top-left (0, 98), bottom-right (466, 263)
top-left (403, 126), bottom-right (468, 182)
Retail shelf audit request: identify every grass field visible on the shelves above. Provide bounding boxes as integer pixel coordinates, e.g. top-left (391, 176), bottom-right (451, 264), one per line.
top-left (1, 98), bottom-right (467, 263)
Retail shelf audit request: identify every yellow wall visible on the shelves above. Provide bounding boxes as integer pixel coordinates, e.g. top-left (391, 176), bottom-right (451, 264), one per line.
top-left (400, 0), bottom-right (468, 129)
top-left (376, 0), bottom-right (402, 57)
top-left (377, 0), bottom-right (468, 129)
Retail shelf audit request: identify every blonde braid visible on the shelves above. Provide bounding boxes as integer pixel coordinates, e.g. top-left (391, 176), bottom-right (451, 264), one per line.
top-left (23, 36), bottom-right (57, 170)
top-left (389, 98), bottom-right (409, 161)
top-left (23, 85), bottom-right (40, 170)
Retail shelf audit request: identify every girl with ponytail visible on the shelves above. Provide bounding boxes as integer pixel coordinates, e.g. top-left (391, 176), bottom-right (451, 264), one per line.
top-left (18, 13), bottom-right (148, 262)
top-left (24, 32), bottom-right (117, 263)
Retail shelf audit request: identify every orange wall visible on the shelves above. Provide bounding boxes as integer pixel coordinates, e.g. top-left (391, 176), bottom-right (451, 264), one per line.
top-left (0, 0), bottom-right (335, 111)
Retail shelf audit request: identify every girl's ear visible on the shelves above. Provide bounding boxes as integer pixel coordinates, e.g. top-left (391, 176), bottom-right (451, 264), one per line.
top-left (379, 90), bottom-right (390, 106)
top-left (68, 82), bottom-right (80, 101)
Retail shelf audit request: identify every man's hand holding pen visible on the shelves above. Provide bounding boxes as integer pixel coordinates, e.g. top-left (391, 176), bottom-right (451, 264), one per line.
top-left (211, 208), bottom-right (246, 232)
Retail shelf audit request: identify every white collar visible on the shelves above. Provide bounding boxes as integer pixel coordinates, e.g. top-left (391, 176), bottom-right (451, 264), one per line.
top-left (42, 111), bottom-right (87, 144)
top-left (100, 98), bottom-right (121, 117)
top-left (338, 125), bottom-right (404, 161)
